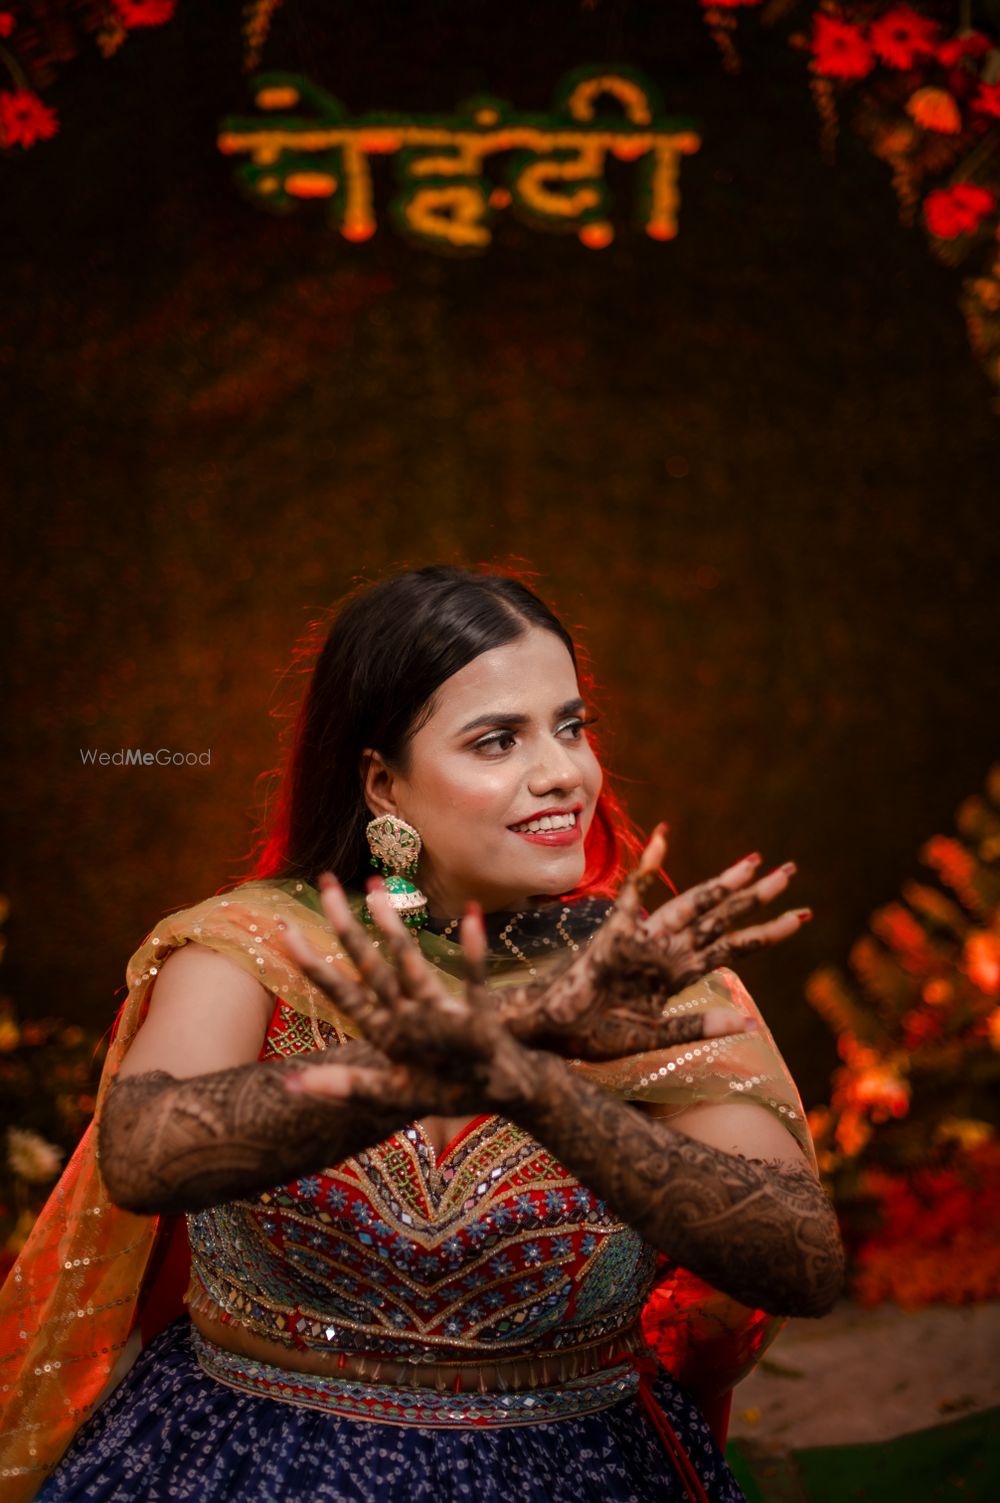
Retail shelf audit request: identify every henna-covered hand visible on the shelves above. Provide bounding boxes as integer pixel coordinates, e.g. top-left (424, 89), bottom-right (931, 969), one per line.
top-left (98, 1040), bottom-right (415, 1216)
top-left (277, 881), bottom-right (844, 1318)
top-left (510, 1053), bottom-right (846, 1319)
top-left (495, 825), bottom-right (810, 1060)
top-left (274, 876), bottom-right (542, 1116)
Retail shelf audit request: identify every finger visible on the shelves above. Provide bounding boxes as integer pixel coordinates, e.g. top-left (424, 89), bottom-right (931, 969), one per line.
top-left (460, 901), bottom-right (488, 993)
top-left (637, 822), bottom-right (669, 882)
top-left (692, 906), bottom-right (812, 973)
top-left (457, 902), bottom-right (496, 1056)
top-left (689, 863), bottom-right (798, 949)
top-left (365, 882), bottom-right (466, 1016)
top-left (274, 916), bottom-right (382, 1028)
top-left (615, 823), bottom-right (669, 920)
top-left (701, 1006), bottom-right (761, 1038)
top-left (285, 1060), bottom-right (407, 1111)
top-left (647, 852), bottom-right (766, 937)
top-left (318, 873), bottom-right (402, 1006)
top-left (284, 1061), bottom-right (371, 1098)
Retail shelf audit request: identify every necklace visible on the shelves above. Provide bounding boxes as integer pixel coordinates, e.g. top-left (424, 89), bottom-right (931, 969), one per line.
top-left (427, 900), bottom-right (597, 975)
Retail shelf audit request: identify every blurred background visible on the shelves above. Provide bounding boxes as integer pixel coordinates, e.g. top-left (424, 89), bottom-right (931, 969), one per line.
top-left (2, 0), bottom-right (1000, 1361)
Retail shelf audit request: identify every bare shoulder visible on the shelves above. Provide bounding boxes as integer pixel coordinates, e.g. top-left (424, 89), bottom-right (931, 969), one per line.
top-left (117, 941), bottom-right (274, 1081)
top-left (641, 1097), bottom-right (814, 1172)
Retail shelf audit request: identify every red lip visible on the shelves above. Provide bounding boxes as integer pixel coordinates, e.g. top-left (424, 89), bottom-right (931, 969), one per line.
top-left (507, 803), bottom-right (583, 829)
top-left (508, 804), bottom-right (584, 848)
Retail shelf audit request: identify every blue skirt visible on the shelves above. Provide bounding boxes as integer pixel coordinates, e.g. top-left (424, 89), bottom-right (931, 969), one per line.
top-left (36, 1318), bottom-right (746, 1503)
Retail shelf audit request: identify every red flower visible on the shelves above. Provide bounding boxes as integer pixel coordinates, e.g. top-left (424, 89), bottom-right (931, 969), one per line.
top-left (0, 12), bottom-right (14, 38)
top-left (869, 7), bottom-right (940, 70)
top-left (972, 83), bottom-right (1000, 120)
top-left (936, 32), bottom-right (991, 68)
top-left (924, 183), bottom-right (997, 239)
top-left (112, 0), bottom-right (176, 25)
top-left (811, 14), bottom-right (876, 80)
top-left (0, 89), bottom-right (59, 149)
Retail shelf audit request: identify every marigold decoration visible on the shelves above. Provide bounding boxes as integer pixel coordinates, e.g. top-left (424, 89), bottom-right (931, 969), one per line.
top-left (805, 761), bottom-right (1000, 1305)
top-left (926, 181), bottom-right (999, 239)
top-left (906, 84), bottom-right (963, 133)
top-left (868, 6), bottom-right (940, 70)
top-left (810, 14), bottom-right (876, 80)
top-left (0, 88), bottom-right (58, 148)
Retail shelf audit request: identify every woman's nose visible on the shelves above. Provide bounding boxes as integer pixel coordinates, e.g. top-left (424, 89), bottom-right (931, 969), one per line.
top-left (529, 740), bottom-right (584, 793)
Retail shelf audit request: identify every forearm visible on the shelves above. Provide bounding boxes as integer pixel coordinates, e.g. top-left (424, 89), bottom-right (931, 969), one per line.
top-left (97, 1044), bottom-right (410, 1216)
top-left (510, 1052), bottom-right (845, 1318)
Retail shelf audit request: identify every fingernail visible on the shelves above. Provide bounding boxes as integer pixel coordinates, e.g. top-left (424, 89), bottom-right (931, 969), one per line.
top-left (365, 875), bottom-right (384, 894)
top-left (744, 1017), bottom-right (760, 1032)
top-left (795, 908), bottom-right (813, 922)
top-left (742, 852), bottom-right (762, 867)
top-left (465, 900), bottom-right (483, 919)
top-left (318, 872), bottom-right (338, 890)
top-left (768, 861), bottom-right (797, 878)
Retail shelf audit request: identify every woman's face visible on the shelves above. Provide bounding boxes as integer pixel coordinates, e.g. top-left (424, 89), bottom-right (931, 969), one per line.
top-left (364, 626), bottom-right (604, 919)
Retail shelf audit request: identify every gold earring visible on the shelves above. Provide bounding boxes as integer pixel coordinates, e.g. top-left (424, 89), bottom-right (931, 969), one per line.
top-left (365, 814), bottom-right (428, 931)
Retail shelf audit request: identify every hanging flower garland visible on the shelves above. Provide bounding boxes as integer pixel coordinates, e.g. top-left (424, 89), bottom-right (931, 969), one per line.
top-left (0, 0), bottom-right (177, 152)
top-left (696, 0), bottom-right (1000, 404)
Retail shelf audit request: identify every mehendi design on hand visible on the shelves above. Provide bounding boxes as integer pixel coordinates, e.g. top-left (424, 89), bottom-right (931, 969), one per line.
top-left (511, 1052), bottom-right (845, 1319)
top-left (97, 1042), bottom-right (411, 1216)
top-left (494, 827), bottom-right (806, 1060)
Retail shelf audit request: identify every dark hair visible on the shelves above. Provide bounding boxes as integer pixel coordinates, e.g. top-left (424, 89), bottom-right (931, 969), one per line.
top-left (247, 564), bottom-right (644, 899)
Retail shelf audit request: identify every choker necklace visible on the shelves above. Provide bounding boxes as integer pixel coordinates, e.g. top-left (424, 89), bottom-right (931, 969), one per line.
top-left (423, 896), bottom-right (614, 973)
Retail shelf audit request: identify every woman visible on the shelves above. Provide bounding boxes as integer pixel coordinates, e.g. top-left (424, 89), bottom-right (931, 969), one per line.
top-left (0, 565), bottom-right (843, 1502)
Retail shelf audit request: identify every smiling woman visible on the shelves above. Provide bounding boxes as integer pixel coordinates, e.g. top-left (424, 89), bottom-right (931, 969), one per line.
top-left (0, 564), bottom-right (837, 1503)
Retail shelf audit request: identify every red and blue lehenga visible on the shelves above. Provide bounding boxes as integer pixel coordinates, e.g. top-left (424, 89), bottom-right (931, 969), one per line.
top-left (0, 881), bottom-right (817, 1502)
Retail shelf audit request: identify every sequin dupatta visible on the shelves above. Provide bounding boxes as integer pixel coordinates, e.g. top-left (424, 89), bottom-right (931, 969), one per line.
top-left (0, 879), bottom-right (815, 1500)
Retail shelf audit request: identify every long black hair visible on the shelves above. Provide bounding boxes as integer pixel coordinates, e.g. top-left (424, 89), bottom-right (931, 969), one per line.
top-left (248, 564), bottom-right (640, 896)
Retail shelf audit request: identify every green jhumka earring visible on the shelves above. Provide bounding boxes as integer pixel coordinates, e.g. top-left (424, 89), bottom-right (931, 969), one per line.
top-left (364, 813), bottom-right (429, 931)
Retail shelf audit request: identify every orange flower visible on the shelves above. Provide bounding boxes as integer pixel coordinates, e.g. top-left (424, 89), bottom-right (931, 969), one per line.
top-left (964, 931), bottom-right (1000, 995)
top-left (907, 86), bottom-right (962, 133)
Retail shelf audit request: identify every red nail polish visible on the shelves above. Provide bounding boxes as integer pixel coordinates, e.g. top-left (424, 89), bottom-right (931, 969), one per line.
top-left (318, 872), bottom-right (338, 890)
top-left (365, 876), bottom-right (383, 894)
top-left (465, 900), bottom-right (483, 919)
top-left (742, 852), bottom-right (762, 867)
top-left (795, 908), bottom-right (813, 922)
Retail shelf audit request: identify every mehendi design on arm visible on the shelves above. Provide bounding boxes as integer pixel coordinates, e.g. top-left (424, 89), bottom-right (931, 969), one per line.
top-left (511, 1052), bottom-right (846, 1319)
top-left (97, 1042), bottom-right (412, 1217)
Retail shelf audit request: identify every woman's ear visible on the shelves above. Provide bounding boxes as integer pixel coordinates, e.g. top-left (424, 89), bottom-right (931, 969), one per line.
top-left (361, 748), bottom-right (399, 819)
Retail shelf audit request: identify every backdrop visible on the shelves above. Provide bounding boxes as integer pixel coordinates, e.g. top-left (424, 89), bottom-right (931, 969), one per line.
top-left (3, 0), bottom-right (999, 1105)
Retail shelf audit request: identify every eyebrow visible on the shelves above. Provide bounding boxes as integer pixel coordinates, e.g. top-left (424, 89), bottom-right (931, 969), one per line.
top-left (456, 697), bottom-right (587, 737)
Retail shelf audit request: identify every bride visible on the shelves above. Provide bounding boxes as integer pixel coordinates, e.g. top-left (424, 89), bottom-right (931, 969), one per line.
top-left (1, 564), bottom-right (843, 1502)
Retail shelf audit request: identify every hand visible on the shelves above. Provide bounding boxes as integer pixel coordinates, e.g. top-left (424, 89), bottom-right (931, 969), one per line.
top-left (274, 877), bottom-right (544, 1115)
top-left (496, 826), bottom-right (809, 1060)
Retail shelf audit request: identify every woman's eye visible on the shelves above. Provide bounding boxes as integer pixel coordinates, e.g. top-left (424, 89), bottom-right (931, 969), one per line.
top-left (559, 718), bottom-right (586, 738)
top-left (474, 730), bottom-right (518, 754)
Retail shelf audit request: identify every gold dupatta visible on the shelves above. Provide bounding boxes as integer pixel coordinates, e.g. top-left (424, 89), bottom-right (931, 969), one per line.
top-left (0, 878), bottom-right (814, 1498)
